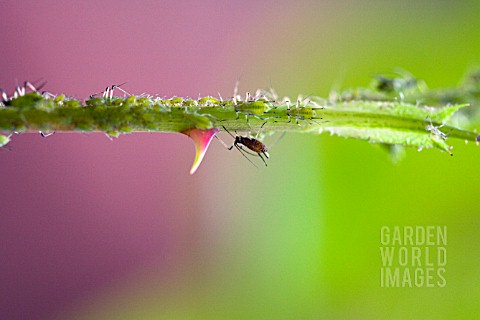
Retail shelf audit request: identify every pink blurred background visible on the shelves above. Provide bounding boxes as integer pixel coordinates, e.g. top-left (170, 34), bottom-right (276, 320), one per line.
top-left (1, 1), bottom-right (272, 318)
top-left (3, 0), bottom-right (480, 319)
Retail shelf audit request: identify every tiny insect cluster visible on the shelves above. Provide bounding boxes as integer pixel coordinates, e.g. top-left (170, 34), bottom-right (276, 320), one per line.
top-left (1, 72), bottom-right (479, 173)
top-left (1, 81), bottom-right (46, 105)
top-left (0, 81), bottom-right (325, 169)
top-left (215, 125), bottom-right (270, 168)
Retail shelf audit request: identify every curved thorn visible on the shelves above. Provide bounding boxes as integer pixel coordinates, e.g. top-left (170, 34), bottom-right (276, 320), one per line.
top-left (182, 127), bottom-right (219, 175)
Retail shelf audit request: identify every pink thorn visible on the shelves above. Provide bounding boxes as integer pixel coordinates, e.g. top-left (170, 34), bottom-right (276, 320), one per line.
top-left (182, 127), bottom-right (219, 174)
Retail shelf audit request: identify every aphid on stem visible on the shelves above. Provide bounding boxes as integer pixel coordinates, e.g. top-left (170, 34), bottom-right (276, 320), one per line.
top-left (1, 80), bottom-right (46, 105)
top-left (218, 125), bottom-right (269, 167)
top-left (425, 117), bottom-right (447, 141)
top-left (235, 99), bottom-right (271, 117)
top-left (231, 78), bottom-right (275, 124)
top-left (15, 80), bottom-right (46, 98)
top-left (0, 133), bottom-right (12, 149)
top-left (286, 97), bottom-right (324, 126)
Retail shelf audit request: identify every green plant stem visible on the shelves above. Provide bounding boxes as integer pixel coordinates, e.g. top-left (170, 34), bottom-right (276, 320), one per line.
top-left (0, 92), bottom-right (477, 154)
top-left (2, 69), bottom-right (480, 153)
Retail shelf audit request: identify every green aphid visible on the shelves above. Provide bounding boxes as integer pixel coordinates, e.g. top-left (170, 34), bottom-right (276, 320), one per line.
top-left (122, 95), bottom-right (136, 108)
top-left (63, 99), bottom-right (82, 108)
top-left (54, 94), bottom-right (65, 104)
top-left (235, 100), bottom-right (270, 116)
top-left (152, 102), bottom-right (170, 112)
top-left (86, 97), bottom-right (105, 107)
top-left (36, 99), bottom-right (56, 111)
top-left (184, 99), bottom-right (198, 107)
top-left (220, 100), bottom-right (235, 108)
top-left (10, 92), bottom-right (43, 109)
top-left (110, 97), bottom-right (124, 107)
top-left (287, 107), bottom-right (322, 124)
top-left (184, 113), bottom-right (213, 130)
top-left (169, 97), bottom-right (184, 106)
top-left (0, 134), bottom-right (10, 148)
top-left (105, 130), bottom-right (121, 138)
top-left (198, 96), bottom-right (220, 106)
top-left (136, 97), bottom-right (152, 108)
top-left (288, 107), bottom-right (317, 120)
top-left (117, 124), bottom-right (133, 133)
top-left (157, 99), bottom-right (168, 106)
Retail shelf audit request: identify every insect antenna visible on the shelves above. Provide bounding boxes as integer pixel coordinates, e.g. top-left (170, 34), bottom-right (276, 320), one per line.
top-left (103, 82), bottom-right (128, 99)
top-left (1, 88), bottom-right (8, 103)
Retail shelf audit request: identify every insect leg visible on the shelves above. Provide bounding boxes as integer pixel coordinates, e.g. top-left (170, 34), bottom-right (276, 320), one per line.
top-left (24, 81), bottom-right (46, 93)
top-left (40, 131), bottom-right (55, 138)
top-left (257, 152), bottom-right (268, 167)
top-left (1, 88), bottom-right (8, 102)
top-left (236, 145), bottom-right (261, 157)
top-left (234, 143), bottom-right (259, 168)
top-left (215, 129), bottom-right (236, 151)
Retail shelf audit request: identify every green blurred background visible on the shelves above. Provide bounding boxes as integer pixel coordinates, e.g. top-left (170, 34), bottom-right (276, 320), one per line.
top-left (2, 0), bottom-right (480, 319)
top-left (199, 2), bottom-right (480, 319)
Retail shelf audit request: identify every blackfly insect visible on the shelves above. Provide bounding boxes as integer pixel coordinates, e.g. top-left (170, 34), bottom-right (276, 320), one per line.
top-left (220, 126), bottom-right (269, 167)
